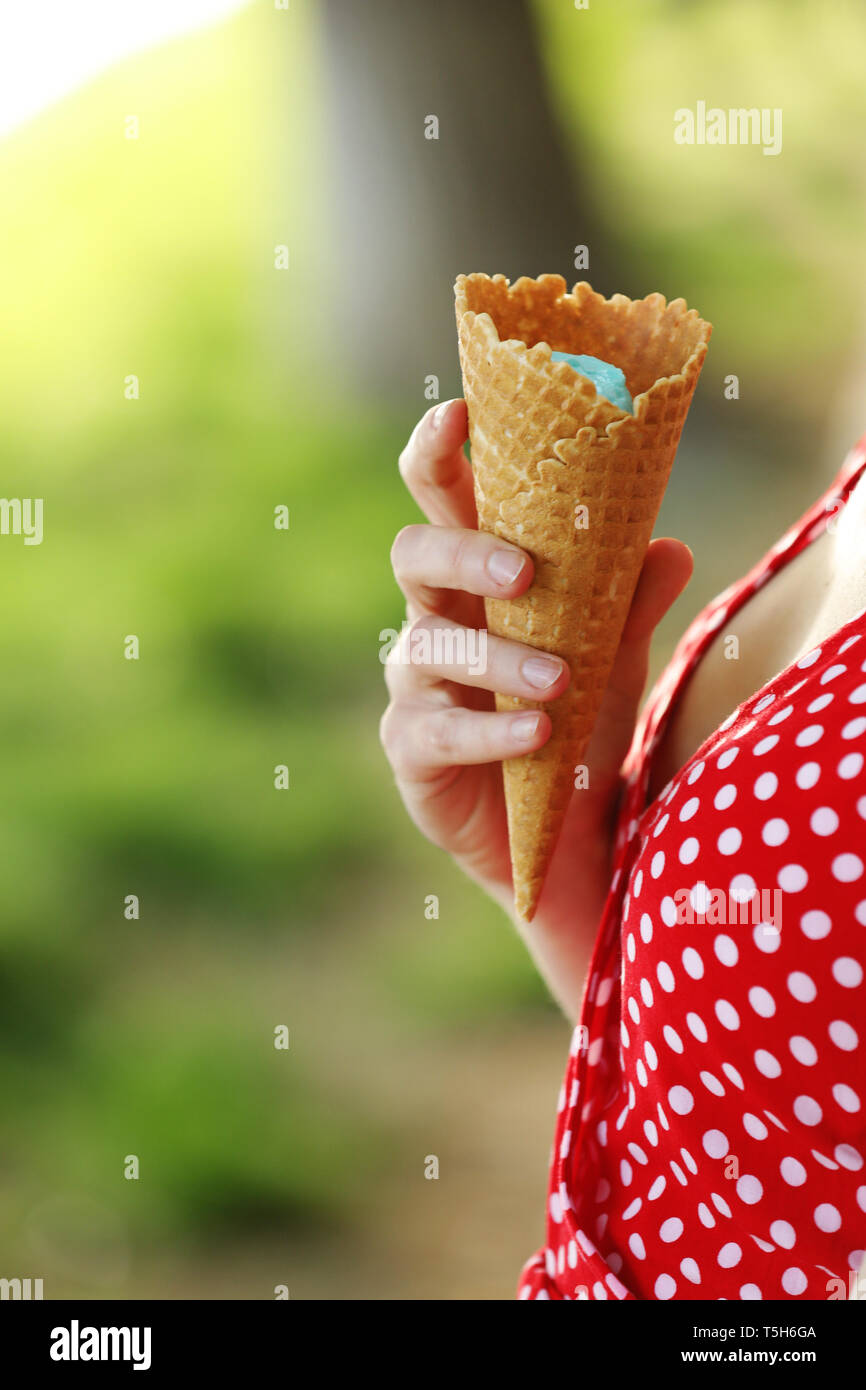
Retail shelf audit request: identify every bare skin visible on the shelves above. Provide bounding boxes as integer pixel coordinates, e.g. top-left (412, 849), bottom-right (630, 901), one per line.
top-left (380, 398), bottom-right (692, 1017)
top-left (380, 399), bottom-right (866, 1020)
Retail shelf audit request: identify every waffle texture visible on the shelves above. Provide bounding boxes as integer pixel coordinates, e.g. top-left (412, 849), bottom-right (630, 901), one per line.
top-left (454, 273), bottom-right (711, 921)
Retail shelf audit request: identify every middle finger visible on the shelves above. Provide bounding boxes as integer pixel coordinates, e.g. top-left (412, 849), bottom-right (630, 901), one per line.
top-left (391, 523), bottom-right (534, 619)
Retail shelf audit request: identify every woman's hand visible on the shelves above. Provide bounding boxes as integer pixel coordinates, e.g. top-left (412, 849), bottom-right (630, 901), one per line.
top-left (380, 398), bottom-right (693, 1017)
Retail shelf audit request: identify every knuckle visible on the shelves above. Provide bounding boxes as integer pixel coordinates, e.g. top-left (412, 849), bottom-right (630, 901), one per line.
top-left (378, 703), bottom-right (402, 760)
top-left (448, 527), bottom-right (475, 577)
top-left (389, 523), bottom-right (421, 574)
top-left (397, 421), bottom-right (422, 481)
top-left (427, 706), bottom-right (462, 757)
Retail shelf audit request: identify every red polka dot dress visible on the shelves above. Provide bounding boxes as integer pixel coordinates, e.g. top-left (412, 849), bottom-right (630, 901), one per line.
top-left (518, 436), bottom-right (866, 1301)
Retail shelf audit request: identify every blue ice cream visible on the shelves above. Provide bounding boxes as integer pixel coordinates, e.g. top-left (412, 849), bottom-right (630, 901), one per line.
top-left (550, 351), bottom-right (633, 414)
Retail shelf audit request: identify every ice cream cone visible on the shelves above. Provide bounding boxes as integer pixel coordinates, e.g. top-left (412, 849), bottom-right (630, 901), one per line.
top-left (454, 273), bottom-right (711, 922)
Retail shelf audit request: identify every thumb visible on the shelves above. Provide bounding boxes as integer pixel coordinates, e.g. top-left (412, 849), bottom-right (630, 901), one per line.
top-left (621, 537), bottom-right (694, 646)
top-left (584, 538), bottom-right (693, 776)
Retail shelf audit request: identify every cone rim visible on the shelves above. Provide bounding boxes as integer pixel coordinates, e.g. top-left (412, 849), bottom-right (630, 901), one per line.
top-left (455, 272), bottom-right (712, 444)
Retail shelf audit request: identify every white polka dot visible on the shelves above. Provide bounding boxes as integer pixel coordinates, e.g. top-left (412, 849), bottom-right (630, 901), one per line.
top-left (753, 772), bottom-right (778, 801)
top-left (843, 717), bottom-right (866, 740)
top-left (714, 935), bottom-right (738, 967)
top-left (628, 1233), bottom-right (646, 1260)
top-left (754, 1049), bottom-right (781, 1078)
top-left (743, 1113), bottom-right (768, 1140)
top-left (660, 896), bottom-right (677, 926)
top-left (697, 1202), bottom-right (715, 1228)
top-left (679, 797), bottom-right (699, 823)
top-left (715, 999), bottom-right (740, 1030)
top-left (787, 971), bottom-right (817, 1003)
top-left (835, 1144), bottom-right (863, 1171)
top-left (644, 1041), bottom-right (658, 1070)
top-left (718, 827), bottom-right (742, 856)
top-left (795, 761), bottom-right (821, 790)
top-left (668, 1086), bottom-right (695, 1115)
top-left (680, 1258), bottom-right (701, 1284)
top-left (640, 913), bottom-right (653, 943)
top-left (717, 747), bottom-right (740, 769)
top-left (833, 854), bottom-right (864, 883)
top-left (780, 1156), bottom-right (807, 1186)
top-left (838, 752), bottom-right (864, 779)
top-left (715, 784), bottom-right (737, 810)
top-left (762, 818), bottom-right (789, 846)
top-left (781, 1268), bottom-right (807, 1295)
top-left (778, 864), bottom-right (808, 892)
top-left (660, 1217), bottom-right (683, 1243)
top-left (800, 910), bottom-right (831, 940)
top-left (653, 813), bottom-right (670, 838)
top-left (736, 1175), bottom-right (763, 1205)
top-left (749, 987), bottom-right (776, 1018)
top-left (712, 1192), bottom-right (732, 1218)
top-left (686, 1011), bottom-right (708, 1042)
top-left (648, 1176), bottom-right (666, 1200)
top-left (808, 693), bottom-right (834, 713)
top-left (644, 1120), bottom-right (659, 1146)
top-left (679, 837), bottom-right (700, 865)
top-left (682, 947), bottom-right (704, 980)
top-left (687, 761), bottom-right (706, 784)
top-left (657, 961), bottom-right (675, 992)
top-left (754, 693), bottom-right (776, 713)
top-left (797, 648), bottom-right (822, 668)
top-left (654, 1273), bottom-right (676, 1299)
top-left (829, 1019), bottom-right (858, 1051)
top-left (730, 873), bottom-right (756, 902)
top-left (814, 1203), bottom-right (841, 1232)
top-left (849, 684), bottom-right (866, 705)
top-left (770, 1219), bottom-right (797, 1249)
top-left (796, 725), bottom-right (824, 747)
top-left (640, 978), bottom-right (654, 1008)
top-left (822, 663), bottom-right (848, 685)
top-left (833, 1083), bottom-right (861, 1113)
top-left (701, 1070), bottom-right (725, 1096)
top-left (754, 735), bottom-right (780, 757)
top-left (793, 1095), bottom-right (822, 1126)
top-left (739, 1283), bottom-right (762, 1299)
top-left (754, 922), bottom-right (781, 953)
top-left (663, 1025), bottom-right (684, 1053)
top-left (811, 806), bottom-right (839, 836)
top-left (769, 704), bottom-right (794, 725)
top-left (718, 1242), bottom-right (742, 1268)
top-left (789, 1035), bottom-right (817, 1066)
top-left (832, 956), bottom-right (863, 988)
top-left (722, 1063), bottom-right (745, 1089)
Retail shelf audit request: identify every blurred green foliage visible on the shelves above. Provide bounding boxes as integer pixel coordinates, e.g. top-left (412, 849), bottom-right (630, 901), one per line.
top-left (0, 1), bottom-right (551, 1296)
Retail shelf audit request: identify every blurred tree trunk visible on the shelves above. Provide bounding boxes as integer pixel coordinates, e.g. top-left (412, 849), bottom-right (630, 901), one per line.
top-left (319, 0), bottom-right (610, 402)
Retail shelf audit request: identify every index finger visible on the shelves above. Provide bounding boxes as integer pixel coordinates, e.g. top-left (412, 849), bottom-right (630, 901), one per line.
top-left (398, 399), bottom-right (476, 529)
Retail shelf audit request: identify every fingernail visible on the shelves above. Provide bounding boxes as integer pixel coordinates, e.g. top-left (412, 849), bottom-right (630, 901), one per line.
top-left (512, 713), bottom-right (542, 742)
top-left (522, 656), bottom-right (563, 690)
top-left (486, 548), bottom-right (526, 587)
top-left (431, 400), bottom-right (453, 431)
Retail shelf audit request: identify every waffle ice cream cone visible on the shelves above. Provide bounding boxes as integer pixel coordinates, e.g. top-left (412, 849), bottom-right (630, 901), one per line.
top-left (454, 273), bottom-right (711, 922)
